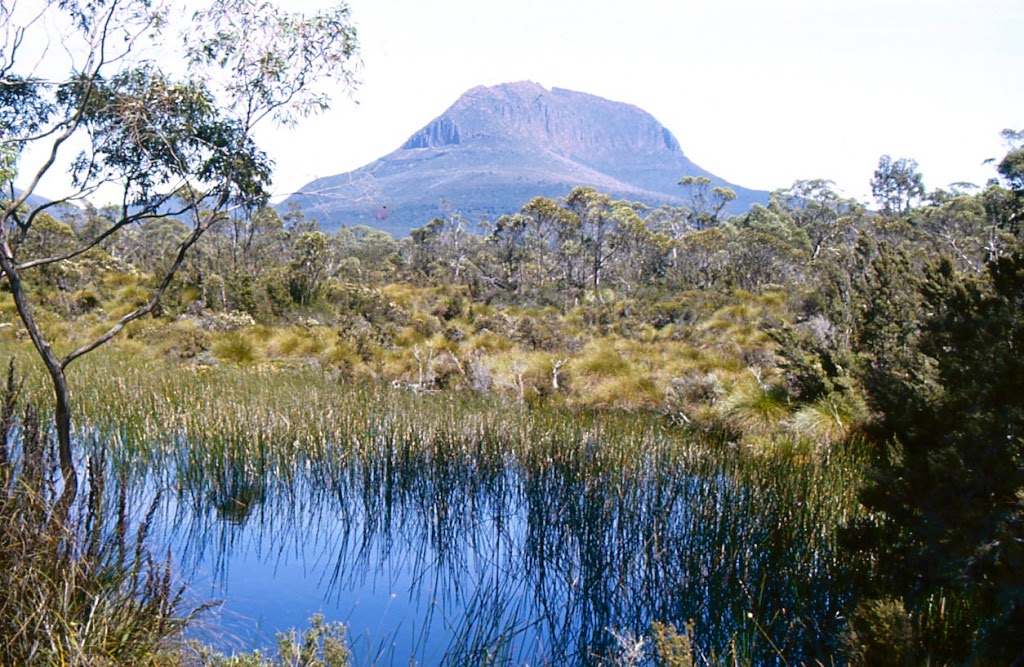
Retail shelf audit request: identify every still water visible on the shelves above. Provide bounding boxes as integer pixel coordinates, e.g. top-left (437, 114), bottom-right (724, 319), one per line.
top-left (152, 443), bottom-right (854, 664)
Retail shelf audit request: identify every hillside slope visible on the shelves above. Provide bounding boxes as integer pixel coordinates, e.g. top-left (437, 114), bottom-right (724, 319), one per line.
top-left (285, 81), bottom-right (766, 236)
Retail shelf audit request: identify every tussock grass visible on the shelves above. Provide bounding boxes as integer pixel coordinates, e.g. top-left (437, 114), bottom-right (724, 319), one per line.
top-left (212, 333), bottom-right (260, 365)
top-left (791, 392), bottom-right (869, 446)
top-left (577, 342), bottom-right (631, 377)
top-left (719, 376), bottom-right (792, 438)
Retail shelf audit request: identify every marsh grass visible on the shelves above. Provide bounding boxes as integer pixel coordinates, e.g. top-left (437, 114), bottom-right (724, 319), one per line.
top-left (5, 348), bottom-right (874, 663)
top-left (0, 367), bottom-right (208, 666)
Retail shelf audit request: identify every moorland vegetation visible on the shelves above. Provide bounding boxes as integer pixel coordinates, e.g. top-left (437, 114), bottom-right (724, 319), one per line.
top-left (2, 0), bottom-right (1023, 663)
top-left (2, 137), bottom-right (1022, 664)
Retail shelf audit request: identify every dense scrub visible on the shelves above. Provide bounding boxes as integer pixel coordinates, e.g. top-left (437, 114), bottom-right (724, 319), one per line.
top-left (2, 136), bottom-right (1023, 662)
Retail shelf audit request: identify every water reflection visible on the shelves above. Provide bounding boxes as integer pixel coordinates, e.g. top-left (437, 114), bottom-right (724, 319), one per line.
top-left (156, 443), bottom-right (854, 664)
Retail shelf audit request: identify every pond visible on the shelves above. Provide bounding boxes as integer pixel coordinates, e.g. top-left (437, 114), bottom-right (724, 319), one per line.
top-left (49, 367), bottom-right (864, 664)
top-left (146, 428), bottom-right (862, 665)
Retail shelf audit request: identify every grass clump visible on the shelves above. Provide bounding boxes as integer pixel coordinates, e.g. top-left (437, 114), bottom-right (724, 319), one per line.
top-left (195, 615), bottom-right (351, 667)
top-left (790, 392), bottom-right (868, 446)
top-left (213, 332), bottom-right (259, 364)
top-left (0, 365), bottom-right (205, 666)
top-left (718, 375), bottom-right (791, 439)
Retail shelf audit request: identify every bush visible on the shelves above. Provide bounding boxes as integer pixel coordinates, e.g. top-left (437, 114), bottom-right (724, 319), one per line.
top-left (192, 614), bottom-right (351, 666)
top-left (512, 315), bottom-right (562, 351)
top-left (842, 597), bottom-right (913, 667)
top-left (651, 621), bottom-right (696, 667)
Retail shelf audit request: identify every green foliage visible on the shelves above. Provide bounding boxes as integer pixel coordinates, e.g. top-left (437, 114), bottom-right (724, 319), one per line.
top-left (194, 615), bottom-right (350, 667)
top-left (871, 155), bottom-right (925, 216)
top-left (288, 232), bottom-right (330, 306)
top-left (275, 614), bottom-right (350, 667)
top-left (677, 175), bottom-right (736, 230)
top-left (998, 128), bottom-right (1024, 192)
top-left (842, 597), bottom-right (913, 667)
top-left (850, 246), bottom-right (1024, 662)
top-left (650, 622), bottom-right (695, 667)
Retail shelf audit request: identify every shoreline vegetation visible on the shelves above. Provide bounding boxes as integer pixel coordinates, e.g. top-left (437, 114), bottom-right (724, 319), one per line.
top-left (2, 141), bottom-right (1023, 661)
top-left (1, 0), bottom-right (1021, 657)
top-left (2, 348), bottom-right (873, 665)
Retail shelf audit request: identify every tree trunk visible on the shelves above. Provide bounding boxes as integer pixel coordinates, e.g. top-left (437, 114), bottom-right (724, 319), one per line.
top-left (0, 254), bottom-right (77, 524)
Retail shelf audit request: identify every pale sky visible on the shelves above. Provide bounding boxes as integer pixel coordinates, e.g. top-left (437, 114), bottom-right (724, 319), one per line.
top-left (13, 0), bottom-right (1024, 207)
top-left (256, 0), bottom-right (1024, 204)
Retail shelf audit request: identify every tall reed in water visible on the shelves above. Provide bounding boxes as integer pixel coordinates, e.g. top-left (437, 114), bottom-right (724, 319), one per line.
top-left (12, 350), bottom-right (871, 663)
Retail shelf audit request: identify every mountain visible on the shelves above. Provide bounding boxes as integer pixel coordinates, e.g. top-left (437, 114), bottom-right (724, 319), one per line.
top-left (284, 81), bottom-right (767, 236)
top-left (5, 187), bottom-right (58, 212)
top-left (4, 187), bottom-right (82, 220)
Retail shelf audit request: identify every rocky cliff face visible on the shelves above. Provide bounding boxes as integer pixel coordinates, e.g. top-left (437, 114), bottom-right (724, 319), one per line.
top-left (435, 82), bottom-right (681, 163)
top-left (285, 81), bottom-right (765, 236)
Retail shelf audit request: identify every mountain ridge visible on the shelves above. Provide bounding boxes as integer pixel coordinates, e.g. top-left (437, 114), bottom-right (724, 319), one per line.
top-left (284, 82), bottom-right (767, 236)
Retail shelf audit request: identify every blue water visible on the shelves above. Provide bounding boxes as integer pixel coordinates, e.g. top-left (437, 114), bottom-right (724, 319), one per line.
top-left (161, 469), bottom-right (552, 663)
top-left (145, 455), bottom-right (853, 665)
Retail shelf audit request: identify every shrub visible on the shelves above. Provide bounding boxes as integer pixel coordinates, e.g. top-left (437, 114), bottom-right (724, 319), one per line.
top-left (165, 325), bottom-right (211, 360)
top-left (512, 315), bottom-right (561, 351)
top-left (842, 597), bottom-right (913, 667)
top-left (194, 614), bottom-right (351, 666)
top-left (409, 312), bottom-right (441, 338)
top-left (650, 621), bottom-right (696, 667)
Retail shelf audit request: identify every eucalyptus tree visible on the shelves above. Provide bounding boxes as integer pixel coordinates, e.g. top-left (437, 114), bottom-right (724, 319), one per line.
top-left (564, 186), bottom-right (646, 297)
top-left (519, 195), bottom-right (577, 295)
top-left (997, 128), bottom-right (1024, 192)
top-left (486, 213), bottom-right (529, 293)
top-left (772, 179), bottom-right (864, 260)
top-left (0, 0), bottom-right (359, 519)
top-left (912, 191), bottom-right (1008, 272)
top-left (995, 128), bottom-right (1024, 235)
top-left (288, 230), bottom-right (331, 306)
top-left (332, 224), bottom-right (399, 283)
top-left (606, 203), bottom-right (670, 292)
top-left (871, 155), bottom-right (925, 216)
top-left (677, 175), bottom-right (736, 230)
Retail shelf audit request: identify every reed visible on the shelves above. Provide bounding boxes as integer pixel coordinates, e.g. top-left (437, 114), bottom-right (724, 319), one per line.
top-left (5, 348), bottom-right (874, 663)
top-left (0, 366), bottom-right (208, 666)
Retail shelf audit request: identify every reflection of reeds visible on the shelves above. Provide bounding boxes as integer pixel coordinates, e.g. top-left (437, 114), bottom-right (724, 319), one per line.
top-left (11, 352), bottom-right (873, 664)
top-left (0, 365), bottom-right (209, 665)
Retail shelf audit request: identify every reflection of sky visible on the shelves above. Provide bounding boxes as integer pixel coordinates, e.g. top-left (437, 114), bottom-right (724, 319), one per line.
top-left (161, 473), bottom-right (541, 663)
top-left (144, 450), bottom-right (856, 665)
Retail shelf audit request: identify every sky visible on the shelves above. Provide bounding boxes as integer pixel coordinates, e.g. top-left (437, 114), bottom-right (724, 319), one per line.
top-left (13, 0), bottom-right (1024, 206)
top-left (249, 0), bottom-right (1024, 204)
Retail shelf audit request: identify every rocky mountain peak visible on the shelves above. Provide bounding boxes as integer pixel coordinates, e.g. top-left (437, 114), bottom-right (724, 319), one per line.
top-left (400, 82), bottom-right (685, 167)
top-left (285, 82), bottom-right (765, 236)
